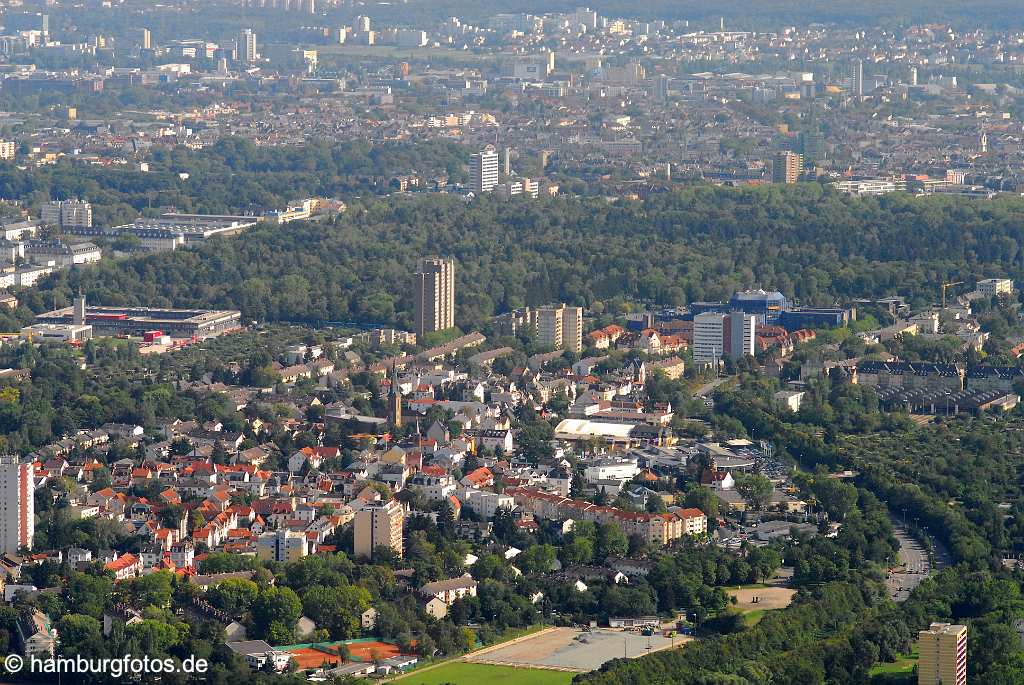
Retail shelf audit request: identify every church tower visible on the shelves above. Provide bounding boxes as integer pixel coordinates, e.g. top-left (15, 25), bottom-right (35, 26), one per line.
top-left (388, 362), bottom-right (403, 428)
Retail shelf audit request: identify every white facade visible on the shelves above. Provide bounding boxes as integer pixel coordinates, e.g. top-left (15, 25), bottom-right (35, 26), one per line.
top-left (583, 459), bottom-right (640, 483)
top-left (458, 488), bottom-right (514, 519)
top-left (471, 146), bottom-right (499, 194)
top-left (978, 279), bottom-right (1014, 297)
top-left (833, 179), bottom-right (896, 196)
top-left (0, 456), bottom-right (33, 554)
top-left (693, 312), bottom-right (725, 364)
top-left (238, 29), bottom-right (257, 63)
top-left (729, 311), bottom-right (756, 359)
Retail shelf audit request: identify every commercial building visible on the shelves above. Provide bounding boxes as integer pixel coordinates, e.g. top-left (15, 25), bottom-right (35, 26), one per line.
top-left (536, 304), bottom-right (583, 353)
top-left (21, 323), bottom-right (92, 343)
top-left (693, 311), bottom-right (755, 364)
top-left (918, 622), bottom-right (967, 685)
top-left (114, 213), bottom-right (259, 242)
top-left (353, 500), bottom-right (403, 559)
top-left (237, 29), bottom-right (257, 63)
top-left (855, 361), bottom-right (965, 392)
top-left (36, 298), bottom-right (241, 339)
top-left (833, 179), bottom-right (896, 196)
top-left (40, 199), bottom-right (92, 229)
top-left (730, 290), bottom-right (789, 324)
top-left (470, 146), bottom-right (499, 194)
top-left (772, 152), bottom-right (803, 184)
top-left (978, 278), bottom-right (1014, 297)
top-left (0, 456), bottom-right (33, 554)
top-left (413, 257), bottom-right (455, 338)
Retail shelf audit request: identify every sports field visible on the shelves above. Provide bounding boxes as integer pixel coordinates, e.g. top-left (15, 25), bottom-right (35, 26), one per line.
top-left (398, 662), bottom-right (574, 685)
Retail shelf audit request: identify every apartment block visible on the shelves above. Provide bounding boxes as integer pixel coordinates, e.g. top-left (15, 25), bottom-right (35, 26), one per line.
top-left (413, 257), bottom-right (455, 338)
top-left (535, 304), bottom-right (583, 353)
top-left (353, 500), bottom-right (404, 559)
top-left (772, 151), bottom-right (803, 184)
top-left (40, 199), bottom-right (92, 229)
top-left (918, 622), bottom-right (967, 685)
top-left (255, 528), bottom-right (307, 562)
top-left (0, 456), bottom-right (33, 554)
top-left (470, 146), bottom-right (499, 194)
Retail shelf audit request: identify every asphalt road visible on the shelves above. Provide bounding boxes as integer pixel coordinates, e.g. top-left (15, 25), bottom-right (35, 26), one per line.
top-left (694, 377), bottom-right (729, 398)
top-left (886, 522), bottom-right (949, 603)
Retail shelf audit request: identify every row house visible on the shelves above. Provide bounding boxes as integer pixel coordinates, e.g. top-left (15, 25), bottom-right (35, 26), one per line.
top-left (509, 488), bottom-right (706, 546)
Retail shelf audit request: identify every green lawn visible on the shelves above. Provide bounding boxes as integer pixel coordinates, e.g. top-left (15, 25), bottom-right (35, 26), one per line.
top-left (869, 644), bottom-right (919, 675)
top-left (397, 662), bottom-right (575, 685)
top-left (742, 609), bottom-right (768, 626)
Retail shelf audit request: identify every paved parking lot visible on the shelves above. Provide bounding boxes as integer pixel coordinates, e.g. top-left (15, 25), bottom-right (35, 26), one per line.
top-left (466, 627), bottom-right (689, 671)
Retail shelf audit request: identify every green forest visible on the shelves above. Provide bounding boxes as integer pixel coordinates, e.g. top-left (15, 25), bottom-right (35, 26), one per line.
top-left (0, 137), bottom-right (469, 227)
top-left (20, 183), bottom-right (1024, 333)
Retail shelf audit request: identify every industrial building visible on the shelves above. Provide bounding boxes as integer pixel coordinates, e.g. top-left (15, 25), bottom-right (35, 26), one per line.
top-left (113, 213), bottom-right (259, 242)
top-left (36, 296), bottom-right (241, 339)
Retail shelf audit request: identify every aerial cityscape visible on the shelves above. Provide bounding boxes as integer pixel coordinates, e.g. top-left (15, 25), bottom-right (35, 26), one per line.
top-left (0, 0), bottom-right (1020, 683)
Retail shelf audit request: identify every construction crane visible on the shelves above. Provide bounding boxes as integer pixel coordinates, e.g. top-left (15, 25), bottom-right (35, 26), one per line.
top-left (941, 281), bottom-right (964, 309)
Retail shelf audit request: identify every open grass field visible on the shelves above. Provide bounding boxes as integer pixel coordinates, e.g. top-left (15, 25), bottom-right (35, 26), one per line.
top-left (397, 662), bottom-right (575, 685)
top-left (869, 644), bottom-right (919, 676)
top-left (741, 609), bottom-right (768, 626)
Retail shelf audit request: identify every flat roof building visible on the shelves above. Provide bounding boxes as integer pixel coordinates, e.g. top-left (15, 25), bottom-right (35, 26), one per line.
top-left (36, 303), bottom-right (240, 339)
top-left (918, 622), bottom-right (967, 685)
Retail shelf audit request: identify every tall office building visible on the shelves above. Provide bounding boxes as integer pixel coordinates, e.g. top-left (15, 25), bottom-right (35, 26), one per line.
top-left (0, 456), bottom-right (33, 554)
top-left (414, 257), bottom-right (456, 338)
top-left (693, 312), bottom-right (726, 365)
top-left (854, 58), bottom-right (864, 97)
top-left (727, 311), bottom-right (756, 359)
top-left (655, 73), bottom-right (669, 101)
top-left (354, 500), bottom-right (404, 559)
top-left (693, 312), bottom-right (756, 364)
top-left (502, 147), bottom-right (512, 176)
top-left (772, 152), bottom-right (803, 184)
top-left (470, 146), bottom-right (499, 194)
top-left (140, 28), bottom-right (152, 50)
top-left (800, 129), bottom-right (826, 162)
top-left (238, 29), bottom-right (257, 63)
top-left (918, 622), bottom-right (967, 685)
top-left (536, 304), bottom-right (583, 353)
